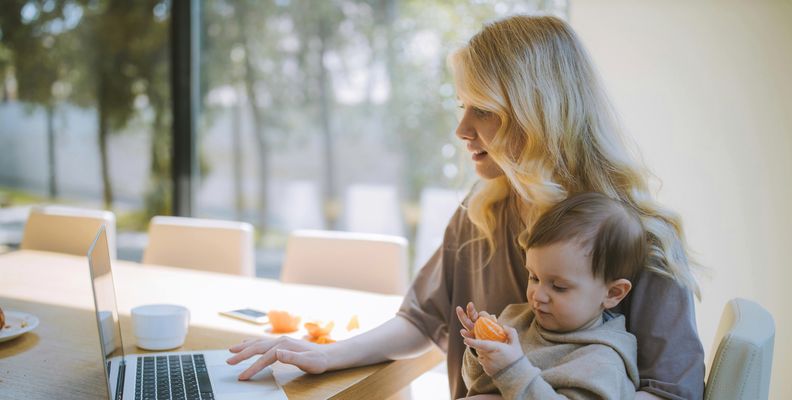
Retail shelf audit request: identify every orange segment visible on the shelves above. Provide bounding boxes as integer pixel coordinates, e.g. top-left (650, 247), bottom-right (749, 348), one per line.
top-left (304, 321), bottom-right (336, 344)
top-left (346, 315), bottom-right (359, 331)
top-left (309, 335), bottom-right (336, 344)
top-left (268, 310), bottom-right (301, 333)
top-left (473, 315), bottom-right (507, 342)
top-left (304, 321), bottom-right (334, 338)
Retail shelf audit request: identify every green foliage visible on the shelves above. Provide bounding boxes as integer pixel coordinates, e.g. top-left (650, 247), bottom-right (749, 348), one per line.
top-left (0, 0), bottom-right (174, 213)
top-left (116, 209), bottom-right (152, 232)
top-left (1, 0), bottom-right (565, 235)
top-left (0, 187), bottom-right (47, 206)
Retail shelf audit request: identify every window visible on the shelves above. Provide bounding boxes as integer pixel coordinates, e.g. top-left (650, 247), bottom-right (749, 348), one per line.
top-left (199, 0), bottom-right (567, 277)
top-left (0, 0), bottom-right (566, 275)
top-left (0, 1), bottom-right (171, 258)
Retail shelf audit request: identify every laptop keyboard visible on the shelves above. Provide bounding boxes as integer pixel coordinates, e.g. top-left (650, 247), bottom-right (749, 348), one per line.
top-left (135, 354), bottom-right (214, 400)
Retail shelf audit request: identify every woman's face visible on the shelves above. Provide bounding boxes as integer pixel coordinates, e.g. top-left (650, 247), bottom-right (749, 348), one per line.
top-left (455, 102), bottom-right (504, 179)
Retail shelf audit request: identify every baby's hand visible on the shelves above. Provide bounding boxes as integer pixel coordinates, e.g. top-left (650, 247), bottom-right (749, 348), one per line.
top-left (456, 302), bottom-right (482, 339)
top-left (464, 325), bottom-right (523, 377)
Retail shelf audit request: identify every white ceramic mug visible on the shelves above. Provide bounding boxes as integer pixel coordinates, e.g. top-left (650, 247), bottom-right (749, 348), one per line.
top-left (131, 304), bottom-right (190, 350)
top-left (98, 310), bottom-right (116, 356)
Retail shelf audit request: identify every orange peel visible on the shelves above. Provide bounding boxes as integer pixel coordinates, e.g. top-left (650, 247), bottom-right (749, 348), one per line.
top-left (304, 321), bottom-right (334, 338)
top-left (268, 310), bottom-right (301, 333)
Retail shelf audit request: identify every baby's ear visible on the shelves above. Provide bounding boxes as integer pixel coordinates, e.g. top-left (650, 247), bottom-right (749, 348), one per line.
top-left (603, 278), bottom-right (632, 309)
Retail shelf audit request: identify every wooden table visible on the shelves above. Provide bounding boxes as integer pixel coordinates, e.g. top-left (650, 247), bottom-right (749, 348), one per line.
top-left (0, 250), bottom-right (444, 399)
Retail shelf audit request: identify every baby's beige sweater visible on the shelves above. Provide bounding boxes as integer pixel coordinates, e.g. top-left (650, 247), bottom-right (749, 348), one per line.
top-left (462, 303), bottom-right (640, 399)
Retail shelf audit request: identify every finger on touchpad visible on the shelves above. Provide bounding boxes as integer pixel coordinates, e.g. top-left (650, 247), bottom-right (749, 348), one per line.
top-left (209, 364), bottom-right (284, 395)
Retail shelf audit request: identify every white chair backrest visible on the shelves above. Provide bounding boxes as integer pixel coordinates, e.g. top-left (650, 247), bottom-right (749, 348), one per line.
top-left (21, 205), bottom-right (117, 259)
top-left (280, 229), bottom-right (409, 295)
top-left (143, 216), bottom-right (255, 277)
top-left (705, 298), bottom-right (775, 400)
top-left (343, 184), bottom-right (404, 236)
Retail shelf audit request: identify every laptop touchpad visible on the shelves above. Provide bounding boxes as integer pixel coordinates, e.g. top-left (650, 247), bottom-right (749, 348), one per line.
top-left (208, 363), bottom-right (286, 399)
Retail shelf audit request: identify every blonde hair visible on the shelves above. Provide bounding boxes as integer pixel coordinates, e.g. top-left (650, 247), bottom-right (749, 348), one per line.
top-left (449, 15), bottom-right (700, 298)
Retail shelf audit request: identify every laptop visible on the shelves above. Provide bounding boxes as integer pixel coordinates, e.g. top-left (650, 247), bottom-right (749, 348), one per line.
top-left (87, 225), bottom-right (287, 400)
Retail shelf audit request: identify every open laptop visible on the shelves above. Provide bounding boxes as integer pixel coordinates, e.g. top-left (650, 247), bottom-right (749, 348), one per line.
top-left (87, 225), bottom-right (287, 400)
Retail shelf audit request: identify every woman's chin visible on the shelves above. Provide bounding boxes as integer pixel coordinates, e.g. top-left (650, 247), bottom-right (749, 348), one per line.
top-left (475, 164), bottom-right (505, 180)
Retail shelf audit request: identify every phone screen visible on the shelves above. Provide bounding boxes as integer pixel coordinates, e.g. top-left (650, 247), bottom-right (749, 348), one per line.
top-left (235, 309), bottom-right (267, 317)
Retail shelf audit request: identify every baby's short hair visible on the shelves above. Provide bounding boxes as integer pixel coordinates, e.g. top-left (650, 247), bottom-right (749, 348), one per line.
top-left (525, 192), bottom-right (647, 282)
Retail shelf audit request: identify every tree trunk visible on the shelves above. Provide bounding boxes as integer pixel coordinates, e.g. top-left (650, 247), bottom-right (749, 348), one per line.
top-left (236, 5), bottom-right (269, 235)
top-left (232, 85), bottom-right (245, 221)
top-left (97, 76), bottom-right (113, 210)
top-left (382, 0), bottom-right (414, 200)
top-left (242, 29), bottom-right (269, 235)
top-left (46, 103), bottom-right (58, 199)
top-left (317, 19), bottom-right (337, 229)
top-left (145, 90), bottom-right (170, 218)
top-left (245, 74), bottom-right (269, 235)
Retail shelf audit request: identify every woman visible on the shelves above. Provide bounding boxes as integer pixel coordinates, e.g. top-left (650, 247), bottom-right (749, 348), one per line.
top-left (227, 15), bottom-right (704, 400)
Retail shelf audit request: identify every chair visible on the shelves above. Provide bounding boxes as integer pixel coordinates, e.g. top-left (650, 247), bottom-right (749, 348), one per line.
top-left (280, 229), bottom-right (409, 295)
top-left (705, 298), bottom-right (775, 400)
top-left (142, 216), bottom-right (255, 277)
top-left (21, 205), bottom-right (117, 259)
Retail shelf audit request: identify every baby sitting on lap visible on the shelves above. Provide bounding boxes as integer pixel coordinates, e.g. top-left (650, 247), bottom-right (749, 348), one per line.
top-left (457, 192), bottom-right (646, 399)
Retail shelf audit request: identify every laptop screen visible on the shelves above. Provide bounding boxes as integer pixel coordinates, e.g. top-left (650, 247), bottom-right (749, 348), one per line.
top-left (87, 225), bottom-right (127, 396)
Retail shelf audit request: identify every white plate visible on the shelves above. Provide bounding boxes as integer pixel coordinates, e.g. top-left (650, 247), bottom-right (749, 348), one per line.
top-left (0, 311), bottom-right (39, 343)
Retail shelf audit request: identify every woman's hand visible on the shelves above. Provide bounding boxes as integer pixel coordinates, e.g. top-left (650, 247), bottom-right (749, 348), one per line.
top-left (456, 301), bottom-right (482, 339)
top-left (227, 336), bottom-right (330, 380)
top-left (463, 325), bottom-right (523, 377)
top-left (227, 316), bottom-right (433, 381)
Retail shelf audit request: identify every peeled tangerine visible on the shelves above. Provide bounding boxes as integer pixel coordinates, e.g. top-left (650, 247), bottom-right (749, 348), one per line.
top-left (268, 310), bottom-right (301, 333)
top-left (304, 321), bottom-right (334, 338)
top-left (305, 321), bottom-right (335, 344)
top-left (474, 315), bottom-right (507, 343)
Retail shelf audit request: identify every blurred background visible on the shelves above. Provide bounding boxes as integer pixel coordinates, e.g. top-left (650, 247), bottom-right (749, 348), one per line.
top-left (0, 0), bottom-right (567, 276)
top-left (1, 0), bottom-right (790, 398)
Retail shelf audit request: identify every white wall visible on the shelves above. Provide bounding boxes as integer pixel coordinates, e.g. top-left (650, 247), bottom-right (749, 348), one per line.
top-left (569, 1), bottom-right (792, 398)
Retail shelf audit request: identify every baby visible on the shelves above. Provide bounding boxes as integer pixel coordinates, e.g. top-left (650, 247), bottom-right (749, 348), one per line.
top-left (457, 192), bottom-right (647, 399)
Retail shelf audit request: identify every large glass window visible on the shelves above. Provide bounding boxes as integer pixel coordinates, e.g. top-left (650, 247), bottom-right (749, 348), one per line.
top-left (199, 0), bottom-right (567, 277)
top-left (0, 0), bottom-right (567, 275)
top-left (0, 1), bottom-right (171, 259)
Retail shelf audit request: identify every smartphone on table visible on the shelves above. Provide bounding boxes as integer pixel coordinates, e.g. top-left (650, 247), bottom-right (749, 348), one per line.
top-left (219, 308), bottom-right (268, 324)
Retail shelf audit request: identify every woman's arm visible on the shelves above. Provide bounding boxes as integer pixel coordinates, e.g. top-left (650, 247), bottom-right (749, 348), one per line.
top-left (230, 198), bottom-right (470, 381)
top-left (624, 272), bottom-right (705, 399)
top-left (227, 315), bottom-right (433, 379)
top-left (326, 314), bottom-right (434, 366)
